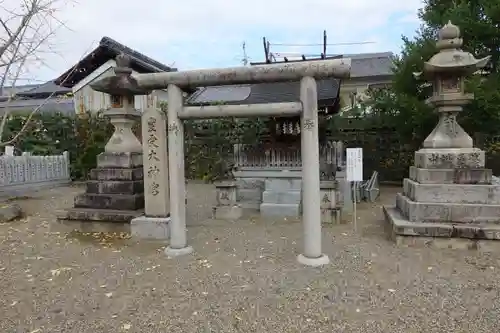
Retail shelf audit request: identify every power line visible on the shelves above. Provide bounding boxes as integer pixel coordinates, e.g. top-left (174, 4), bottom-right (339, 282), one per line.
top-left (270, 41), bottom-right (375, 47)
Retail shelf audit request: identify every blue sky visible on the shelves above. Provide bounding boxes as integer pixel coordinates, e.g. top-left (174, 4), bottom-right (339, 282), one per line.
top-left (3, 0), bottom-right (424, 84)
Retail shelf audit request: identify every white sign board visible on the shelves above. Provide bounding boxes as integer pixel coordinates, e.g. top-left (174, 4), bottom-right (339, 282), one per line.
top-left (346, 148), bottom-right (363, 182)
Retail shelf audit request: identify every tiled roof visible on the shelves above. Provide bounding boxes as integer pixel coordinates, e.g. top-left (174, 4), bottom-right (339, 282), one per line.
top-left (16, 81), bottom-right (71, 97)
top-left (54, 36), bottom-right (175, 88)
top-left (0, 97), bottom-right (74, 115)
top-left (186, 78), bottom-right (340, 106)
top-left (186, 79), bottom-right (339, 105)
top-left (345, 52), bottom-right (394, 77)
top-left (250, 52), bottom-right (394, 78)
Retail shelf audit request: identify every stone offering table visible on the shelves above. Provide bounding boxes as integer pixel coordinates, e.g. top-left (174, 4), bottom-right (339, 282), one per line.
top-left (383, 21), bottom-right (500, 248)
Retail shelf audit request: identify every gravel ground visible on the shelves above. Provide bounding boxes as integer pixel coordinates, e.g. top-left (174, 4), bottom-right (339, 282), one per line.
top-left (1, 183), bottom-right (500, 333)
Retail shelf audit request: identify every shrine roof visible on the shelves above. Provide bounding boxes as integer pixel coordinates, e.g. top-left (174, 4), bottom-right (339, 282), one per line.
top-left (185, 78), bottom-right (341, 108)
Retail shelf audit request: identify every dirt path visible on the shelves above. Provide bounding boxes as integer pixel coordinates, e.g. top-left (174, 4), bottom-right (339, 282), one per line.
top-left (0, 184), bottom-right (499, 333)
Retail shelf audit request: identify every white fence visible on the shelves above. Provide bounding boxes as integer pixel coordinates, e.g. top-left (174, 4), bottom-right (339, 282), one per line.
top-left (0, 147), bottom-right (71, 196)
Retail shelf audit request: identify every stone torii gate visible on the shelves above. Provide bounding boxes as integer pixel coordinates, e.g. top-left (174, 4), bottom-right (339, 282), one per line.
top-left (92, 55), bottom-right (351, 267)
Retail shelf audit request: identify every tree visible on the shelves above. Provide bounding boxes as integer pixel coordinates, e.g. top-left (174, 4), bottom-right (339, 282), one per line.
top-left (364, 0), bottom-right (500, 147)
top-left (0, 0), bottom-right (74, 147)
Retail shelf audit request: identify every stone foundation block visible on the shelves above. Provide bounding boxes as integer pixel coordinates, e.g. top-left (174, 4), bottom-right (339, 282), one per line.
top-left (414, 148), bottom-right (485, 169)
top-left (74, 193), bottom-right (144, 210)
top-left (403, 178), bottom-right (500, 204)
top-left (384, 205), bottom-right (500, 240)
top-left (90, 167), bottom-right (143, 181)
top-left (396, 193), bottom-right (500, 224)
top-left (235, 178), bottom-right (265, 190)
top-left (260, 203), bottom-right (300, 217)
top-left (130, 216), bottom-right (170, 240)
top-left (262, 190), bottom-right (301, 204)
top-left (321, 208), bottom-right (341, 224)
top-left (86, 180), bottom-right (144, 195)
top-left (237, 188), bottom-right (262, 204)
top-left (264, 178), bottom-right (302, 192)
top-left (97, 152), bottom-right (143, 168)
top-left (409, 166), bottom-right (492, 184)
top-left (212, 205), bottom-right (243, 220)
top-left (56, 208), bottom-right (143, 223)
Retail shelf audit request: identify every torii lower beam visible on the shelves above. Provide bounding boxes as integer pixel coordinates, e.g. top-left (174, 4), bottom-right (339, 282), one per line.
top-left (135, 58), bottom-right (351, 266)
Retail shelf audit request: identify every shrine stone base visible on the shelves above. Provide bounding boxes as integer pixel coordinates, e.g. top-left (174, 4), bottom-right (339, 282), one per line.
top-left (384, 148), bottom-right (500, 249)
top-left (56, 152), bottom-right (145, 229)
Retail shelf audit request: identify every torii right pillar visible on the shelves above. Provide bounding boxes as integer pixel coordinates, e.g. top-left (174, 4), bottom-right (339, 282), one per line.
top-left (383, 21), bottom-right (500, 249)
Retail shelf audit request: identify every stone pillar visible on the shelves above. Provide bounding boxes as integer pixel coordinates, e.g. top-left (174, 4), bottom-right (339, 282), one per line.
top-left (130, 107), bottom-right (170, 239)
top-left (164, 84), bottom-right (193, 257)
top-left (297, 76), bottom-right (330, 266)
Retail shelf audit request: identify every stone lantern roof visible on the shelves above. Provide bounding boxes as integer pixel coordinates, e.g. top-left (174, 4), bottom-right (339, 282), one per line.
top-left (422, 21), bottom-right (490, 76)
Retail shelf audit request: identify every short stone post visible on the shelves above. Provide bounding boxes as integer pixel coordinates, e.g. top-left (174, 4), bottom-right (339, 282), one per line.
top-left (320, 180), bottom-right (341, 224)
top-left (130, 107), bottom-right (171, 239)
top-left (213, 181), bottom-right (242, 220)
top-left (165, 83), bottom-right (193, 257)
top-left (297, 76), bottom-right (330, 266)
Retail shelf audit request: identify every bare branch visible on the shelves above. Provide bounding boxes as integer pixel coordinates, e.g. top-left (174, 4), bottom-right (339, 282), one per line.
top-left (0, 0), bottom-right (84, 147)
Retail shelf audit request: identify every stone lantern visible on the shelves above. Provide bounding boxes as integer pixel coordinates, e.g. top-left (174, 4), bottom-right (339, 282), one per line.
top-left (383, 22), bottom-right (500, 248)
top-left (415, 21), bottom-right (490, 151)
top-left (92, 54), bottom-right (147, 155)
top-left (57, 54), bottom-right (151, 226)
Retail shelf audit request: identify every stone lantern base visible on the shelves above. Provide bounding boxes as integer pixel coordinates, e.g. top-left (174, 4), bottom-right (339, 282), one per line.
top-left (383, 147), bottom-right (500, 250)
top-left (56, 152), bottom-right (145, 229)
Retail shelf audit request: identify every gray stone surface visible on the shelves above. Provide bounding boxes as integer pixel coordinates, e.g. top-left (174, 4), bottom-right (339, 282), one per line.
top-left (96, 152), bottom-right (143, 168)
top-left (414, 148), bottom-right (485, 169)
top-left (384, 205), bottom-right (500, 240)
top-left (396, 193), bottom-right (500, 224)
top-left (0, 203), bottom-right (22, 222)
top-left (403, 178), bottom-right (500, 204)
top-left (260, 203), bottom-right (300, 217)
top-left (130, 216), bottom-right (170, 239)
top-left (265, 178), bottom-right (302, 192)
top-left (262, 190), bottom-right (301, 204)
top-left (321, 208), bottom-right (341, 224)
top-left (409, 166), bottom-right (492, 184)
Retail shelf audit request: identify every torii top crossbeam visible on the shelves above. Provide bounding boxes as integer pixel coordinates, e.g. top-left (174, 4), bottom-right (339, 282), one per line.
top-left (135, 58), bottom-right (352, 90)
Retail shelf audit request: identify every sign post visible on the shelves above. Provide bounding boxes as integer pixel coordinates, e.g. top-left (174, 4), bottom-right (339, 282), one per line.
top-left (346, 148), bottom-right (363, 232)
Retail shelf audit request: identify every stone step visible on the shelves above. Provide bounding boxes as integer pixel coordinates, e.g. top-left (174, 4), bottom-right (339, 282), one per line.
top-left (403, 178), bottom-right (500, 204)
top-left (384, 205), bottom-right (500, 240)
top-left (56, 207), bottom-right (143, 223)
top-left (86, 180), bottom-right (144, 195)
top-left (396, 193), bottom-right (500, 224)
top-left (260, 203), bottom-right (300, 217)
top-left (409, 166), bottom-right (492, 184)
top-left (237, 188), bottom-right (262, 203)
top-left (74, 193), bottom-right (144, 210)
top-left (264, 178), bottom-right (302, 192)
top-left (97, 152), bottom-right (143, 168)
top-left (90, 168), bottom-right (143, 181)
top-left (262, 190), bottom-right (301, 204)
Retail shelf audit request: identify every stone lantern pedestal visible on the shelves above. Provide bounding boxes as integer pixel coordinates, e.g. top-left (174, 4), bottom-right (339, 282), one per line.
top-left (383, 22), bottom-right (500, 250)
top-left (57, 54), bottom-right (148, 229)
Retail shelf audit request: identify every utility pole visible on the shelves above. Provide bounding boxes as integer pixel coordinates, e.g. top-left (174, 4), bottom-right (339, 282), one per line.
top-left (242, 42), bottom-right (249, 66)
